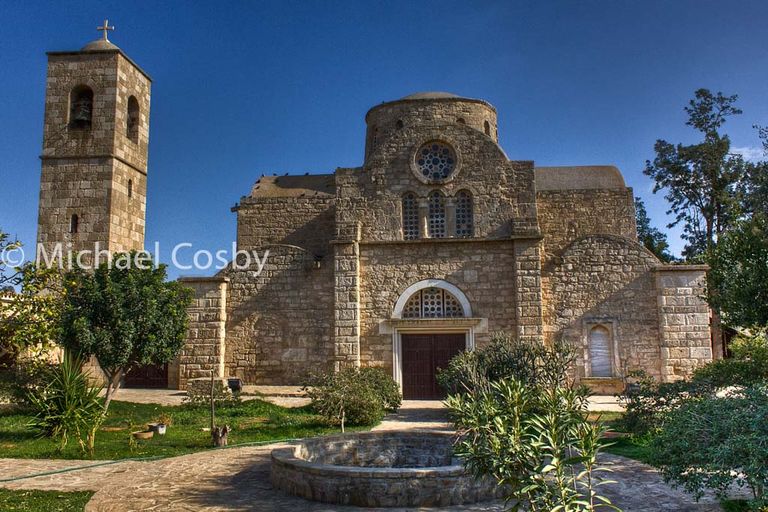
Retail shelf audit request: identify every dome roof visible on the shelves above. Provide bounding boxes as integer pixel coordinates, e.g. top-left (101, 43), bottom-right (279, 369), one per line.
top-left (81, 38), bottom-right (119, 51)
top-left (400, 91), bottom-right (461, 100)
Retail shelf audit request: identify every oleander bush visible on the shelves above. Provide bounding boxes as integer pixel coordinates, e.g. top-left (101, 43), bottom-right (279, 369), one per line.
top-left (445, 333), bottom-right (620, 511)
top-left (305, 366), bottom-right (401, 431)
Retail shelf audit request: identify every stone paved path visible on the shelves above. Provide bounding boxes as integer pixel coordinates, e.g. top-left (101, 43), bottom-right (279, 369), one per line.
top-left (0, 401), bottom-right (733, 511)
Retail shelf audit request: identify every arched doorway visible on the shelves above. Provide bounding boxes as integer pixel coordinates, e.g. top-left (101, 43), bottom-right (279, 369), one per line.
top-left (392, 279), bottom-right (473, 399)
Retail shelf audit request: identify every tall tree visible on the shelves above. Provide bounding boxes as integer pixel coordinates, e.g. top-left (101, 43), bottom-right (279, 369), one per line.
top-left (644, 89), bottom-right (745, 260)
top-left (635, 197), bottom-right (675, 262)
top-left (0, 229), bottom-right (22, 289)
top-left (59, 253), bottom-right (193, 412)
top-left (708, 215), bottom-right (768, 329)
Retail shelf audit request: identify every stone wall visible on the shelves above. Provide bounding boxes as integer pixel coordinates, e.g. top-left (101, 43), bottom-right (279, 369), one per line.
top-left (222, 245), bottom-right (335, 384)
top-left (655, 266), bottom-right (712, 381)
top-left (175, 277), bottom-right (228, 389)
top-left (547, 235), bottom-right (664, 380)
top-left (235, 197), bottom-right (334, 257)
top-left (358, 239), bottom-right (520, 370)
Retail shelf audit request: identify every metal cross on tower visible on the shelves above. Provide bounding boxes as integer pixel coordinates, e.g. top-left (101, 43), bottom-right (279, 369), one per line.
top-left (97, 19), bottom-right (115, 41)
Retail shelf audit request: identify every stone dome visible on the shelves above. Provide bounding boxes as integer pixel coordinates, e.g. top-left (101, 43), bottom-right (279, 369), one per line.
top-left (81, 38), bottom-right (119, 51)
top-left (400, 91), bottom-right (461, 100)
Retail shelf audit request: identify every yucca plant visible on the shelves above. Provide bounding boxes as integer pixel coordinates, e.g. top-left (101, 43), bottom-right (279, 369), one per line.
top-left (27, 353), bottom-right (105, 456)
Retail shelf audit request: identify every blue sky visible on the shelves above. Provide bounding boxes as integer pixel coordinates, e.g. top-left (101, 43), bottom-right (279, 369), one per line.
top-left (1, 0), bottom-right (766, 277)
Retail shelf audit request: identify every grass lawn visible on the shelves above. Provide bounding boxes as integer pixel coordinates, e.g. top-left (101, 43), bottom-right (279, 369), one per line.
top-left (0, 398), bottom-right (360, 460)
top-left (0, 489), bottom-right (93, 511)
top-left (721, 500), bottom-right (751, 512)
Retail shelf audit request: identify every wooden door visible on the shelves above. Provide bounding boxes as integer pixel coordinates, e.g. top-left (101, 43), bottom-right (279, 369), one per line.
top-left (124, 363), bottom-right (168, 388)
top-left (401, 333), bottom-right (466, 399)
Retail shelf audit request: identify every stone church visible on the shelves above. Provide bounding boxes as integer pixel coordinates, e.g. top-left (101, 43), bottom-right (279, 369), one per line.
top-left (36, 33), bottom-right (713, 398)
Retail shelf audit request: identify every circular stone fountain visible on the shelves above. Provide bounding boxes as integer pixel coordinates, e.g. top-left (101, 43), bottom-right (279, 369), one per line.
top-left (270, 431), bottom-right (502, 507)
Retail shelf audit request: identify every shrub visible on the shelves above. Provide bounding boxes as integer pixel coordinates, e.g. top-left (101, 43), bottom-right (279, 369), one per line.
top-left (446, 336), bottom-right (618, 511)
top-left (437, 331), bottom-right (570, 395)
top-left (305, 366), bottom-right (401, 431)
top-left (0, 358), bottom-right (56, 408)
top-left (357, 367), bottom-right (401, 412)
top-left (617, 370), bottom-right (711, 436)
top-left (27, 354), bottom-right (104, 455)
top-left (692, 331), bottom-right (768, 388)
top-left (649, 385), bottom-right (768, 510)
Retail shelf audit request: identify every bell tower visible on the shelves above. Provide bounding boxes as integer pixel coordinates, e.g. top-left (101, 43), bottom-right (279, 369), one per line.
top-left (37, 21), bottom-right (151, 261)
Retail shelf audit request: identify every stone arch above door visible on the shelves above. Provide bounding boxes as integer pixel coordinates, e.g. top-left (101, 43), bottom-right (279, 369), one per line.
top-left (392, 279), bottom-right (472, 319)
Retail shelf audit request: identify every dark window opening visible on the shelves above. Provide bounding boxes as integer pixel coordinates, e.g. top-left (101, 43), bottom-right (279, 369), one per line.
top-left (128, 179), bottom-right (133, 199)
top-left (483, 120), bottom-right (491, 136)
top-left (456, 117), bottom-right (466, 124)
top-left (127, 95), bottom-right (139, 142)
top-left (396, 119), bottom-right (404, 129)
top-left (69, 214), bottom-right (79, 234)
top-left (69, 85), bottom-right (93, 130)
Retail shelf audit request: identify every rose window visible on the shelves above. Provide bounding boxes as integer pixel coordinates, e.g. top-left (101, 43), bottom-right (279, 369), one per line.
top-left (415, 142), bottom-right (457, 181)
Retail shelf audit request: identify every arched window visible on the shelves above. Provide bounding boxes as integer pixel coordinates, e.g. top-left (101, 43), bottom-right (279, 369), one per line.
top-left (427, 191), bottom-right (446, 238)
top-left (402, 287), bottom-right (465, 318)
top-left (69, 214), bottom-right (79, 234)
top-left (395, 119), bottom-right (404, 129)
top-left (483, 120), bottom-right (491, 136)
top-left (455, 190), bottom-right (473, 238)
top-left (128, 179), bottom-right (133, 199)
top-left (69, 85), bottom-right (93, 129)
top-left (127, 95), bottom-right (139, 142)
top-left (456, 117), bottom-right (466, 125)
top-left (402, 193), bottom-right (419, 240)
top-left (589, 325), bottom-right (613, 377)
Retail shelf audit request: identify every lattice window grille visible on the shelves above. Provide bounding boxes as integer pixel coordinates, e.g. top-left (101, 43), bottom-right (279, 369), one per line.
top-left (455, 191), bottom-right (473, 238)
top-left (401, 288), bottom-right (465, 318)
top-left (428, 192), bottom-right (446, 238)
top-left (402, 193), bottom-right (419, 240)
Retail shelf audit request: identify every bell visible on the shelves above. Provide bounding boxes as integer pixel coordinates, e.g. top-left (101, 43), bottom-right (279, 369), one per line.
top-left (72, 98), bottom-right (92, 124)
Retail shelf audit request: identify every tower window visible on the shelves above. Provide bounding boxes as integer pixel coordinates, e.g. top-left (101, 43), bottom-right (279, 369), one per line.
top-left (483, 120), bottom-right (491, 136)
top-left (69, 214), bottom-right (79, 234)
top-left (127, 96), bottom-right (139, 142)
top-left (128, 179), bottom-right (133, 199)
top-left (402, 193), bottom-right (419, 240)
top-left (427, 191), bottom-right (446, 238)
top-left (69, 85), bottom-right (93, 130)
top-left (455, 190), bottom-right (473, 238)
top-left (456, 117), bottom-right (466, 124)
top-left (396, 119), bottom-right (404, 129)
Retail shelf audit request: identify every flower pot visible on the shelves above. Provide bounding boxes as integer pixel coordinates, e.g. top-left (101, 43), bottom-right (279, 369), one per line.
top-left (132, 430), bottom-right (154, 440)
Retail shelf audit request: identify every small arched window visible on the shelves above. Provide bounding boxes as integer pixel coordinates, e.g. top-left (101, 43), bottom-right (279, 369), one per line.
top-left (127, 179), bottom-right (133, 199)
top-left (427, 191), bottom-right (446, 238)
top-left (483, 120), bottom-right (491, 136)
top-left (455, 190), bottom-right (473, 238)
top-left (127, 96), bottom-right (139, 142)
top-left (589, 325), bottom-right (613, 377)
top-left (69, 85), bottom-right (94, 129)
top-left (395, 119), bottom-right (404, 129)
top-left (69, 214), bottom-right (79, 234)
top-left (402, 193), bottom-right (419, 240)
top-left (402, 287), bottom-right (465, 318)
top-left (456, 117), bottom-right (466, 125)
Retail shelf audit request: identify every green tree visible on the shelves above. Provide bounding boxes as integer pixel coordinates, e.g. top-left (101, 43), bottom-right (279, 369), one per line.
top-left (644, 89), bottom-right (745, 260)
top-left (634, 197), bottom-right (675, 263)
top-left (0, 229), bottom-right (22, 289)
top-left (59, 253), bottom-right (192, 412)
top-left (708, 216), bottom-right (768, 329)
top-left (0, 264), bottom-right (64, 363)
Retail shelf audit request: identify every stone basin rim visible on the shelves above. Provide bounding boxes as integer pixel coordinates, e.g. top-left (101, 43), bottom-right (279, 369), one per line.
top-left (271, 448), bottom-right (467, 478)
